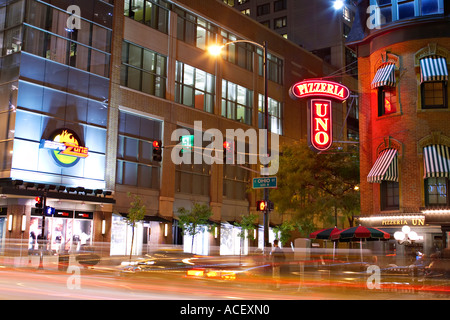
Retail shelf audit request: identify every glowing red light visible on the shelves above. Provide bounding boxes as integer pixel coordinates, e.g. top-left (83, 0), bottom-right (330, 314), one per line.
top-left (153, 140), bottom-right (160, 149)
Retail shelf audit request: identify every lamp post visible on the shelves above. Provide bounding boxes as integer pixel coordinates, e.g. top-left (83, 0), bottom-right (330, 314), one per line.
top-left (209, 40), bottom-right (271, 251)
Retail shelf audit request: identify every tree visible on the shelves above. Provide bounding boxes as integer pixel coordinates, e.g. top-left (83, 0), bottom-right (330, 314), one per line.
top-left (125, 192), bottom-right (146, 260)
top-left (270, 140), bottom-right (360, 234)
top-left (273, 221), bottom-right (296, 246)
top-left (177, 203), bottom-right (213, 253)
top-left (234, 213), bottom-right (258, 259)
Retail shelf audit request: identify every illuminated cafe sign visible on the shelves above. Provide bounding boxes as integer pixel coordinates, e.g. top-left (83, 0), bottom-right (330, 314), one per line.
top-left (40, 129), bottom-right (88, 167)
top-left (289, 79), bottom-right (349, 152)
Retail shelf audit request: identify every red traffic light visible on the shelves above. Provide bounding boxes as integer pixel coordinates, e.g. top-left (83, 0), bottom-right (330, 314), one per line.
top-left (153, 140), bottom-right (161, 149)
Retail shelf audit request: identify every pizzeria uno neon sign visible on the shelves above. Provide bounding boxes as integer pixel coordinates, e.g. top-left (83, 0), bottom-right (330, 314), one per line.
top-left (290, 80), bottom-right (349, 152)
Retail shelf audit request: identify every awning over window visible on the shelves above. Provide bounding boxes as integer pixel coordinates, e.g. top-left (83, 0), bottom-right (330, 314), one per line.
top-left (423, 144), bottom-right (450, 178)
top-left (420, 56), bottom-right (448, 83)
top-left (371, 63), bottom-right (396, 89)
top-left (367, 148), bottom-right (398, 183)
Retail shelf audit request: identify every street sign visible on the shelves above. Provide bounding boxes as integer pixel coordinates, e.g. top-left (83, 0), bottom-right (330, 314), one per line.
top-left (252, 177), bottom-right (277, 189)
top-left (180, 135), bottom-right (194, 153)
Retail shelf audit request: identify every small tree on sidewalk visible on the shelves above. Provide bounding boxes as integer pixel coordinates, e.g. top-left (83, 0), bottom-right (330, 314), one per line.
top-left (177, 203), bottom-right (213, 254)
top-left (125, 192), bottom-right (146, 260)
top-left (234, 213), bottom-right (259, 263)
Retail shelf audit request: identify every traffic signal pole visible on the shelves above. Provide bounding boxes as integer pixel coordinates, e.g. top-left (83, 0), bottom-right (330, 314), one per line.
top-left (38, 194), bottom-right (47, 270)
top-left (262, 41), bottom-right (270, 253)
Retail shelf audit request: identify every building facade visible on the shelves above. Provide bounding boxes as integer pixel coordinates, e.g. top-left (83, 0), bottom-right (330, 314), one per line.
top-left (223, 0), bottom-right (360, 142)
top-left (0, 0), bottom-right (336, 259)
top-left (348, 0), bottom-right (449, 263)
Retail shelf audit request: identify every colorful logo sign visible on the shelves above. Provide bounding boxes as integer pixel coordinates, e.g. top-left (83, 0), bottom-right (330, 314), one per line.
top-left (309, 99), bottom-right (332, 151)
top-left (290, 80), bottom-right (350, 102)
top-left (40, 129), bottom-right (88, 167)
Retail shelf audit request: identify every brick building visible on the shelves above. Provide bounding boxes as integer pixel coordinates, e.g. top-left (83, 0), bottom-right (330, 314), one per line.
top-left (348, 0), bottom-right (449, 262)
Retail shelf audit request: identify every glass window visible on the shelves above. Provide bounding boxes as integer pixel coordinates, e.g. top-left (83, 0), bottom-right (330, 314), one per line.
top-left (421, 81), bottom-right (447, 109)
top-left (6, 0), bottom-right (24, 29)
top-left (426, 177), bottom-right (448, 206)
top-left (175, 61), bottom-right (215, 113)
top-left (223, 163), bottom-right (249, 200)
top-left (258, 94), bottom-right (283, 135)
top-left (378, 87), bottom-right (397, 116)
top-left (257, 3), bottom-right (270, 16)
top-left (398, 0), bottom-right (415, 20)
top-left (421, 0), bottom-right (442, 15)
top-left (221, 79), bottom-right (252, 125)
top-left (116, 111), bottom-right (162, 189)
top-left (121, 41), bottom-right (167, 98)
top-left (274, 16), bottom-right (287, 29)
top-left (125, 0), bottom-right (169, 33)
top-left (381, 181), bottom-right (399, 210)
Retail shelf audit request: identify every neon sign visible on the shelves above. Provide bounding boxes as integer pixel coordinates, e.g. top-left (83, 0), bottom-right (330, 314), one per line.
top-left (40, 129), bottom-right (88, 167)
top-left (309, 99), bottom-right (332, 151)
top-left (290, 80), bottom-right (350, 102)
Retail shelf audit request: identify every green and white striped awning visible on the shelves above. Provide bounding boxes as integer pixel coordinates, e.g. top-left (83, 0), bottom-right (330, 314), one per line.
top-left (423, 144), bottom-right (450, 178)
top-left (420, 56), bottom-right (448, 83)
top-left (367, 148), bottom-right (398, 183)
top-left (371, 63), bottom-right (396, 89)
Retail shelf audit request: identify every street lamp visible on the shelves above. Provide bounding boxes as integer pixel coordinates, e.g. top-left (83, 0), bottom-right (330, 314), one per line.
top-left (394, 225), bottom-right (419, 245)
top-left (208, 40), bottom-right (271, 251)
top-left (333, 0), bottom-right (344, 10)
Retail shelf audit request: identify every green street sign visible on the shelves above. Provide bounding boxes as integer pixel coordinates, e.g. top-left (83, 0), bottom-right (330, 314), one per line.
top-left (180, 135), bottom-right (194, 153)
top-left (252, 177), bottom-right (277, 189)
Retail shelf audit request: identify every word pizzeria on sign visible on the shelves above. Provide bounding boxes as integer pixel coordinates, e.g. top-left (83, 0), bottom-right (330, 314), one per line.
top-left (289, 80), bottom-right (350, 102)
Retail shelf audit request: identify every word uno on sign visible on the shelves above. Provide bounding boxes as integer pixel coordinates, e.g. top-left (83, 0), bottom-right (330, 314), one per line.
top-left (290, 80), bottom-right (350, 102)
top-left (310, 99), bottom-right (332, 151)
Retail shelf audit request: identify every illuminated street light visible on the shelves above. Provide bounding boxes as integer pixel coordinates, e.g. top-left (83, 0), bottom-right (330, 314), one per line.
top-left (208, 39), bottom-right (271, 251)
top-left (394, 225), bottom-right (419, 245)
top-left (333, 0), bottom-right (344, 10)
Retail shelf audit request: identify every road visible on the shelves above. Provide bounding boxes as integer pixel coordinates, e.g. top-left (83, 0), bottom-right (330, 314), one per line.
top-left (0, 265), bottom-right (447, 301)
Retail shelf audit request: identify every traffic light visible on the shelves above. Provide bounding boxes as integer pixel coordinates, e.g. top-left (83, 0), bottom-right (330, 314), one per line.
top-left (256, 200), bottom-right (274, 211)
top-left (256, 200), bottom-right (267, 211)
top-left (152, 140), bottom-right (162, 162)
top-left (35, 196), bottom-right (43, 215)
top-left (223, 139), bottom-right (234, 164)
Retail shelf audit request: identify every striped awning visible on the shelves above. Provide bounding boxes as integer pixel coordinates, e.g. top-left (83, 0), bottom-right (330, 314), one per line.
top-left (423, 144), bottom-right (450, 178)
top-left (367, 148), bottom-right (398, 183)
top-left (420, 56), bottom-right (448, 83)
top-left (371, 63), bottom-right (396, 89)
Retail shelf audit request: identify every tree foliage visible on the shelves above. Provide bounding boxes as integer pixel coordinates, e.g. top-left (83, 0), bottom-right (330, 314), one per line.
top-left (177, 203), bottom-right (213, 253)
top-left (125, 192), bottom-right (146, 260)
top-left (270, 140), bottom-right (360, 235)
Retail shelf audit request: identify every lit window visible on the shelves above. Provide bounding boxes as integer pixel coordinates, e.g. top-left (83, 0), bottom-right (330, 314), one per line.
top-left (378, 87), bottom-right (397, 116)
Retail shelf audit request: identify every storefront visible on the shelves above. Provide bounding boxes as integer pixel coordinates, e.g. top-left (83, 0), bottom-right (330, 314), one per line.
top-left (359, 214), bottom-right (444, 265)
top-left (28, 209), bottom-right (94, 253)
